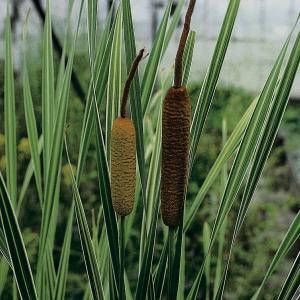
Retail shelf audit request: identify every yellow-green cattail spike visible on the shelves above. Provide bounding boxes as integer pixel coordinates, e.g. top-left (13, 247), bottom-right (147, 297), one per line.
top-left (111, 117), bottom-right (136, 216)
top-left (111, 49), bottom-right (145, 216)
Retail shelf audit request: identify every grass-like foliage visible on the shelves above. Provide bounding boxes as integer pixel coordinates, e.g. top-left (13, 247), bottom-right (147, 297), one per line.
top-left (0, 0), bottom-right (299, 299)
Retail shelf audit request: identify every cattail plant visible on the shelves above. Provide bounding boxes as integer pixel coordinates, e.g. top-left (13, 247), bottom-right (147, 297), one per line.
top-left (110, 48), bottom-right (145, 300)
top-left (161, 1), bottom-right (196, 298)
top-left (111, 49), bottom-right (145, 217)
top-left (161, 0), bottom-right (196, 227)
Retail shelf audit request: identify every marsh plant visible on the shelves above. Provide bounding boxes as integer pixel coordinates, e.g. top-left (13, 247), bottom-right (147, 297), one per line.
top-left (0, 0), bottom-right (299, 299)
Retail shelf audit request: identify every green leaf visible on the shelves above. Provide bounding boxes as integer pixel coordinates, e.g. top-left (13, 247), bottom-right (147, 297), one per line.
top-left (141, 0), bottom-right (172, 114)
top-left (178, 236), bottom-right (185, 300)
top-left (190, 0), bottom-right (240, 168)
top-left (251, 32), bottom-right (300, 300)
top-left (154, 242), bottom-right (167, 299)
top-left (86, 0), bottom-right (98, 60)
top-left (125, 175), bottom-right (141, 245)
top-left (59, 17), bottom-right (115, 300)
top-left (23, 56), bottom-right (43, 206)
top-left (252, 212), bottom-right (300, 300)
top-left (167, 228), bottom-right (176, 300)
top-left (36, 0), bottom-right (84, 288)
top-left (276, 252), bottom-right (300, 300)
top-left (170, 219), bottom-right (183, 299)
top-left (35, 0), bottom-right (74, 292)
top-left (0, 229), bottom-right (11, 268)
top-left (135, 191), bottom-right (160, 300)
top-left (106, 7), bottom-right (123, 161)
top-left (55, 0), bottom-right (75, 102)
top-left (125, 271), bottom-right (133, 300)
top-left (18, 138), bottom-right (43, 211)
top-left (136, 94), bottom-right (164, 297)
top-left (53, 202), bottom-right (74, 300)
top-left (93, 211), bottom-right (109, 280)
top-left (45, 247), bottom-right (55, 298)
top-left (94, 102), bottom-right (120, 288)
top-left (182, 31), bottom-right (196, 87)
top-left (184, 98), bottom-right (257, 232)
top-left (211, 27), bottom-right (297, 262)
top-left (76, 13), bottom-right (114, 182)
top-left (145, 106), bottom-right (163, 231)
top-left (0, 260), bottom-right (9, 296)
top-left (215, 28), bottom-right (299, 299)
top-left (203, 223), bottom-right (211, 300)
top-left (67, 152), bottom-right (104, 300)
top-left (4, 9), bottom-right (17, 207)
top-left (189, 24), bottom-right (298, 300)
top-left (82, 5), bottom-right (120, 296)
top-left (162, 0), bottom-right (186, 54)
top-left (42, 0), bottom-right (55, 181)
top-left (212, 119), bottom-right (228, 300)
top-left (0, 173), bottom-right (37, 300)
top-left (122, 0), bottom-right (147, 217)
top-left (141, 70), bottom-right (173, 266)
top-left (236, 24), bottom-right (299, 236)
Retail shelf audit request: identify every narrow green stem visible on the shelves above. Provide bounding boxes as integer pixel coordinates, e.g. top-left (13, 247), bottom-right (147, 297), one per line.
top-left (119, 216), bottom-right (126, 300)
top-left (138, 211), bottom-right (146, 272)
top-left (167, 227), bottom-right (175, 300)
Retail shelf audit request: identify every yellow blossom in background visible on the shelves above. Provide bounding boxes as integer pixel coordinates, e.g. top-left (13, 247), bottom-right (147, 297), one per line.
top-left (18, 138), bottom-right (31, 157)
top-left (62, 163), bottom-right (76, 186)
top-left (0, 134), bottom-right (5, 147)
top-left (0, 155), bottom-right (6, 171)
top-left (0, 135), bottom-right (5, 166)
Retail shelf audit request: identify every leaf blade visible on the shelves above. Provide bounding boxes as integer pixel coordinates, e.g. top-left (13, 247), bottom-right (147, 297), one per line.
top-left (0, 173), bottom-right (37, 300)
top-left (4, 8), bottom-right (17, 206)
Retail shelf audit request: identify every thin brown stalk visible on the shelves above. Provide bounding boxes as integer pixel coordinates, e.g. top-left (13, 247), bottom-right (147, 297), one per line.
top-left (174, 0), bottom-right (196, 88)
top-left (120, 48), bottom-right (145, 118)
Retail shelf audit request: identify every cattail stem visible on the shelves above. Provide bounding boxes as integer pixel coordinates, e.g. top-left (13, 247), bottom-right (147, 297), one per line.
top-left (167, 228), bottom-right (175, 300)
top-left (118, 216), bottom-right (126, 300)
top-left (174, 0), bottom-right (196, 87)
top-left (120, 48), bottom-right (145, 118)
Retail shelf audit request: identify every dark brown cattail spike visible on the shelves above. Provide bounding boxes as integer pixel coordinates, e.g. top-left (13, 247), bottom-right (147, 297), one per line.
top-left (161, 0), bottom-right (196, 228)
top-left (161, 87), bottom-right (191, 227)
top-left (120, 48), bottom-right (145, 118)
top-left (174, 0), bottom-right (196, 87)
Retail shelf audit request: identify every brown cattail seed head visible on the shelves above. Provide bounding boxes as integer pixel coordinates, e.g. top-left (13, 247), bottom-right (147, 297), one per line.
top-left (161, 86), bottom-right (191, 227)
top-left (111, 117), bottom-right (136, 216)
